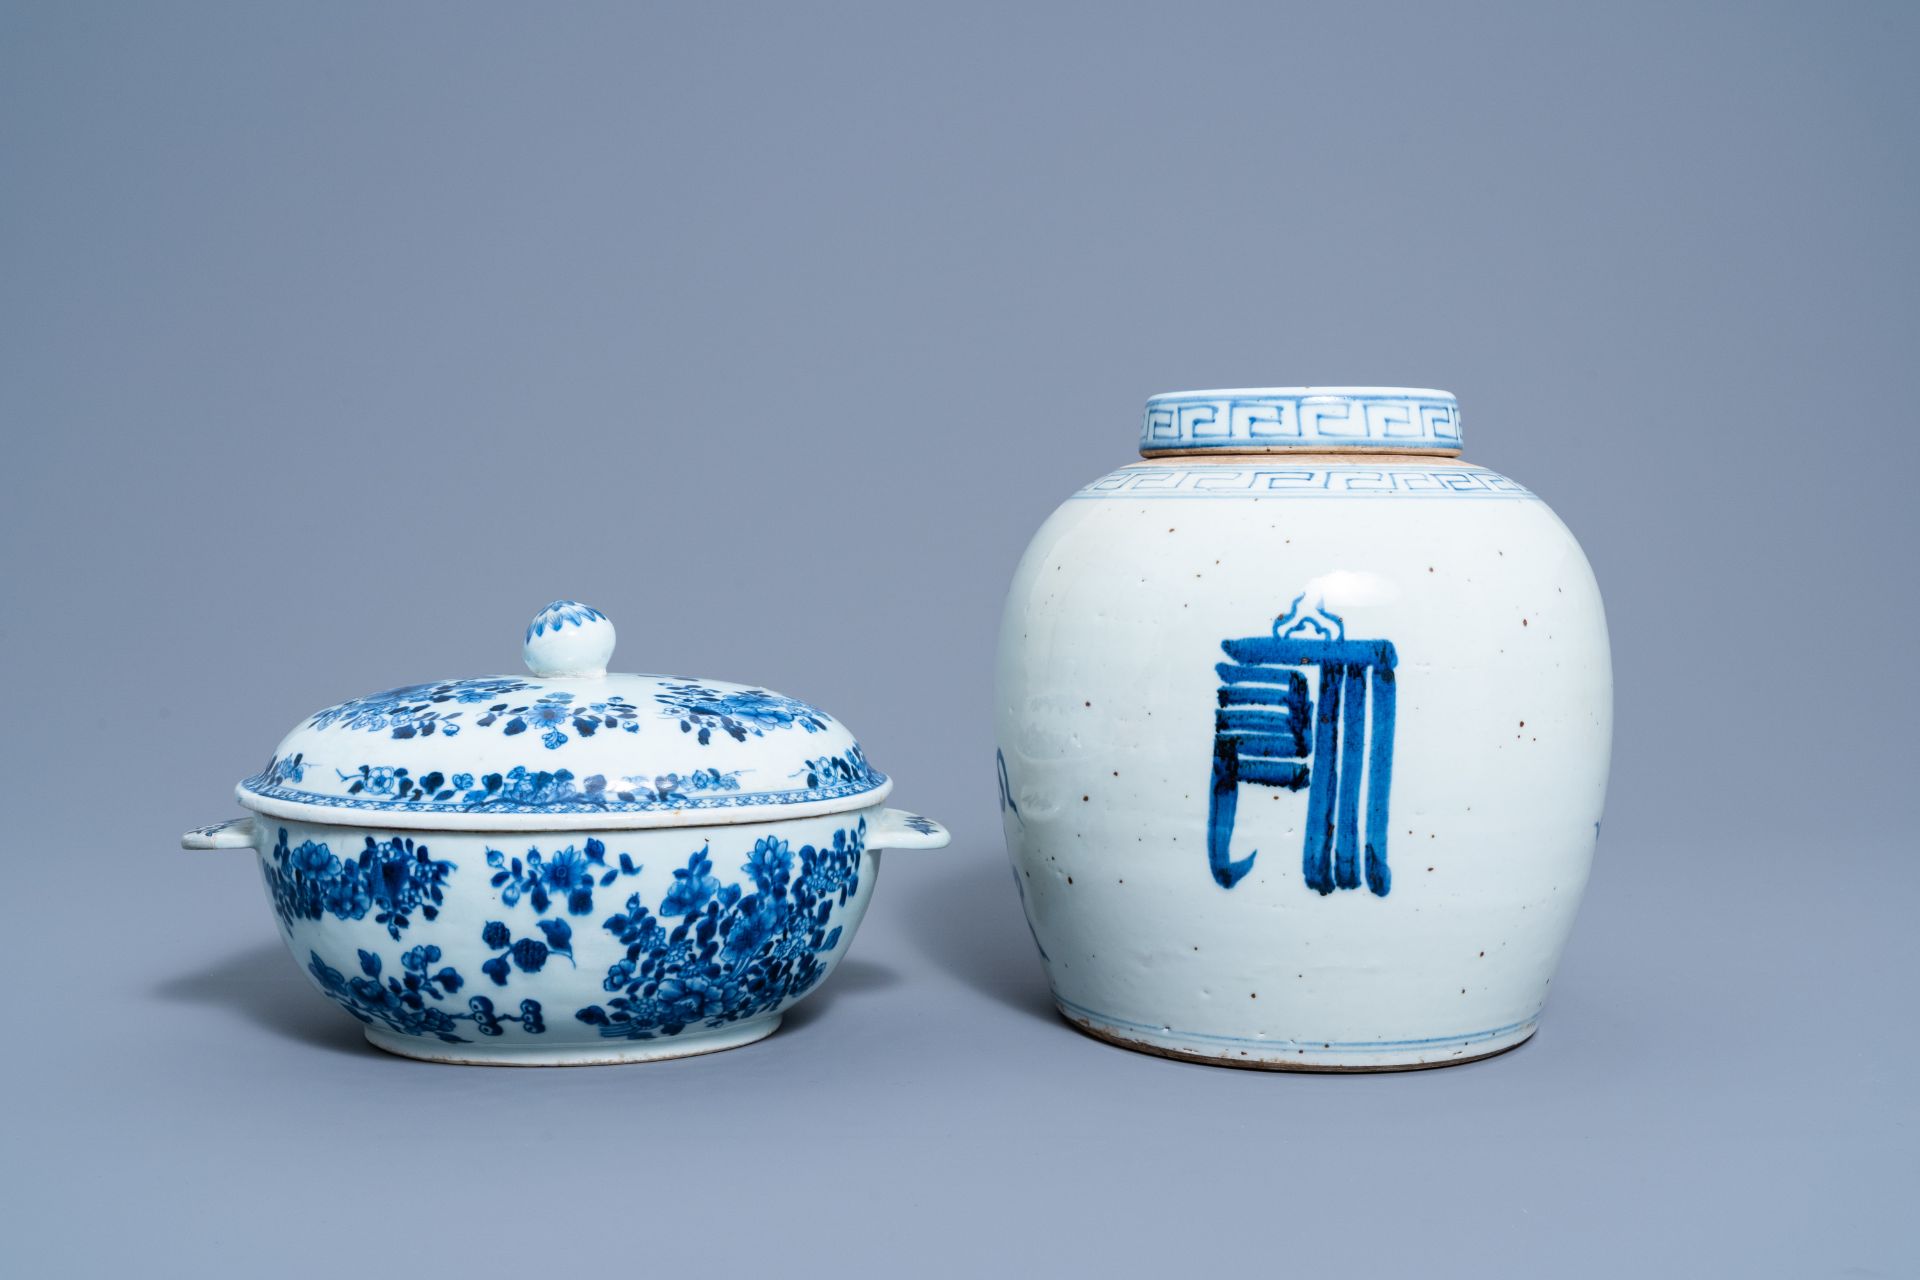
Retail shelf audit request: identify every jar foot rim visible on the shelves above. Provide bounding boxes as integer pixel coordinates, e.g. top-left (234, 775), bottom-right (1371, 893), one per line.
top-left (1054, 1000), bottom-right (1538, 1072)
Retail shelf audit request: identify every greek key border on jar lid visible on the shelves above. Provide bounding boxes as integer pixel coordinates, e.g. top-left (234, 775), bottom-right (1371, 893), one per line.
top-left (1140, 387), bottom-right (1462, 455)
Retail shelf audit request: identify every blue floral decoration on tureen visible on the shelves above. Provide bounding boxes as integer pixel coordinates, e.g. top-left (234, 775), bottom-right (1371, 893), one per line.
top-left (266, 815), bottom-right (871, 1045)
top-left (239, 603), bottom-right (887, 819)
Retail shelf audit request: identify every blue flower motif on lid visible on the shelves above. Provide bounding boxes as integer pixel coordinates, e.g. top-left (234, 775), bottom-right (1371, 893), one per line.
top-left (654, 681), bottom-right (829, 745)
top-left (243, 752), bottom-right (879, 817)
top-left (306, 678), bottom-right (539, 739)
top-left (474, 691), bottom-right (643, 750)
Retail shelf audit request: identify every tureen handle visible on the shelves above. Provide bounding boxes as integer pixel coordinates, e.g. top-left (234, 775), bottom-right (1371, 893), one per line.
top-left (181, 816), bottom-right (258, 850)
top-left (866, 808), bottom-right (952, 851)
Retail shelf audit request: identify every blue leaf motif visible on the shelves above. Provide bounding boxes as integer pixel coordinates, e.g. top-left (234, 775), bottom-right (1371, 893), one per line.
top-left (306, 948), bottom-right (540, 1043)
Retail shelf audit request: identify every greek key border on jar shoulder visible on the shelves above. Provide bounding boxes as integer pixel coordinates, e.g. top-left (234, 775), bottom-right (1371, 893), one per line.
top-left (1072, 466), bottom-right (1536, 501)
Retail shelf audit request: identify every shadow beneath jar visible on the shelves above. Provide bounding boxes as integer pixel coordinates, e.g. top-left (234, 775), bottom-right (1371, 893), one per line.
top-left (151, 940), bottom-right (370, 1057)
top-left (893, 838), bottom-right (1057, 1024)
top-left (781, 956), bottom-right (902, 1033)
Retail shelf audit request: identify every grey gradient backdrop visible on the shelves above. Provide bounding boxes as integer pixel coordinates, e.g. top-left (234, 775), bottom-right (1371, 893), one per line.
top-left (2, 3), bottom-right (1915, 1275)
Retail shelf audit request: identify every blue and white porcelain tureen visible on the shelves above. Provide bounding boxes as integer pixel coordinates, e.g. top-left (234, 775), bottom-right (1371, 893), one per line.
top-left (184, 601), bottom-right (951, 1066)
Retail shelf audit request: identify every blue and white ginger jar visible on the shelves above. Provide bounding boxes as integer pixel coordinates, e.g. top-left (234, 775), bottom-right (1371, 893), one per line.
top-left (995, 389), bottom-right (1612, 1069)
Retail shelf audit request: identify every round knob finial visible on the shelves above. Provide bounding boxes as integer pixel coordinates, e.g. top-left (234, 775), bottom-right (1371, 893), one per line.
top-left (524, 601), bottom-right (615, 678)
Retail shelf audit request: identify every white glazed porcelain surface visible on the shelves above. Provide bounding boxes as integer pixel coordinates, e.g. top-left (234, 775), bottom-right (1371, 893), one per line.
top-left (996, 395), bottom-right (1612, 1070)
top-left (238, 601), bottom-right (886, 830)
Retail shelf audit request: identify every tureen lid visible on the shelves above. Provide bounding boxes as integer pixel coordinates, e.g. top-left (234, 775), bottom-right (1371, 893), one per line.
top-left (237, 601), bottom-right (889, 831)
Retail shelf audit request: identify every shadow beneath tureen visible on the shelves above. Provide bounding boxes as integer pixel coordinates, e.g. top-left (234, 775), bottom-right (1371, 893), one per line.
top-left (152, 940), bottom-right (370, 1057)
top-left (781, 956), bottom-right (902, 1034)
top-left (895, 839), bottom-right (1057, 1024)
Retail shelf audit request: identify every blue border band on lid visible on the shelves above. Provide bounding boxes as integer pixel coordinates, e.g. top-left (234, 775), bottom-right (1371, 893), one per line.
top-left (1141, 387), bottom-right (1462, 455)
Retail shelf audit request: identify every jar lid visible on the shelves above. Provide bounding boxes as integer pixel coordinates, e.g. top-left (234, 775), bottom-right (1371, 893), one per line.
top-left (237, 601), bottom-right (889, 831)
top-left (1140, 387), bottom-right (1462, 455)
